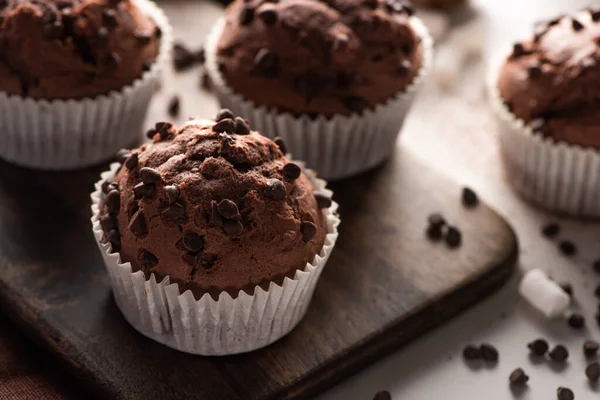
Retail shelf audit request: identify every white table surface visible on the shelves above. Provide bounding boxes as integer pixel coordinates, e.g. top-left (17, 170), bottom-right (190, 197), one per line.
top-left (154, 1), bottom-right (600, 398)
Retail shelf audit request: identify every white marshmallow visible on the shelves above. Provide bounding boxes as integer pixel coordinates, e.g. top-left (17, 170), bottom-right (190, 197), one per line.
top-left (518, 269), bottom-right (570, 319)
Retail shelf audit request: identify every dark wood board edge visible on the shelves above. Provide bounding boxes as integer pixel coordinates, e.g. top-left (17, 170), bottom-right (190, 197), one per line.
top-left (280, 236), bottom-right (519, 400)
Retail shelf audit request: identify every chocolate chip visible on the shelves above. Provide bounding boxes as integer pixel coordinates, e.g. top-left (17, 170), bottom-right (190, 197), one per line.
top-left (100, 214), bottom-right (118, 232)
top-left (140, 167), bottom-right (162, 184)
top-left (591, 9), bottom-right (600, 22)
top-left (143, 61), bottom-right (152, 72)
top-left (528, 338), bottom-right (549, 356)
top-left (542, 223), bottom-right (560, 238)
top-left (567, 314), bottom-right (585, 329)
top-left (426, 225), bottom-right (443, 241)
top-left (133, 182), bottom-right (155, 199)
top-left (584, 340), bottom-right (599, 357)
top-left (463, 345), bottom-right (481, 360)
top-left (183, 232), bottom-right (204, 252)
top-left (43, 21), bottom-right (63, 40)
top-left (315, 193), bottom-right (332, 209)
top-left (135, 33), bottom-right (152, 46)
top-left (343, 96), bottom-right (367, 113)
top-left (301, 221), bottom-right (317, 242)
top-left (274, 137), bottom-right (287, 154)
top-left (254, 49), bottom-right (279, 77)
top-left (146, 128), bottom-right (157, 139)
top-left (265, 179), bottom-right (287, 200)
top-left (106, 52), bottom-right (121, 70)
top-left (511, 43), bottom-right (527, 59)
top-left (155, 121), bottom-right (174, 140)
top-left (258, 6), bottom-right (277, 25)
top-left (167, 95), bottom-right (180, 117)
top-left (445, 226), bottom-right (462, 248)
top-left (593, 259), bottom-right (600, 274)
top-left (124, 153), bottom-right (138, 170)
top-left (209, 201), bottom-right (223, 227)
top-left (102, 181), bottom-right (118, 194)
top-left (509, 368), bottom-right (529, 386)
top-left (201, 71), bottom-right (212, 90)
top-left (372, 391), bottom-right (391, 400)
top-left (549, 345), bottom-right (569, 362)
top-left (154, 26), bottom-right (162, 38)
top-left (164, 184), bottom-right (180, 205)
top-left (195, 48), bottom-right (205, 64)
top-left (234, 117), bottom-right (250, 135)
top-left (223, 219), bottom-right (243, 235)
top-left (161, 202), bottom-right (185, 219)
top-left (217, 199), bottom-right (240, 219)
top-left (282, 163), bottom-right (301, 180)
top-left (586, 362), bottom-right (600, 381)
top-left (333, 34), bottom-right (349, 52)
top-left (216, 109), bottom-right (235, 122)
top-left (557, 387), bottom-right (574, 400)
top-left (139, 250), bottom-right (158, 270)
top-left (397, 59), bottom-right (411, 76)
top-left (116, 149), bottom-right (131, 164)
top-left (462, 187), bottom-right (478, 207)
top-left (427, 213), bottom-right (446, 229)
top-left (107, 229), bottom-right (121, 252)
top-left (240, 6), bottom-right (254, 25)
top-left (480, 344), bottom-right (499, 362)
top-left (559, 241), bottom-right (577, 256)
top-left (528, 63), bottom-right (542, 78)
top-left (173, 43), bottom-right (197, 71)
top-left (128, 210), bottom-right (147, 237)
top-left (213, 118), bottom-right (235, 134)
top-left (97, 27), bottom-right (109, 45)
top-left (105, 190), bottom-right (121, 214)
top-left (102, 9), bottom-right (118, 27)
top-left (571, 18), bottom-right (584, 31)
top-left (182, 252), bottom-right (202, 268)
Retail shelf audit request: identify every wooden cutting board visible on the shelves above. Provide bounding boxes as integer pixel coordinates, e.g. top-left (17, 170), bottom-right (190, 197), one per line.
top-left (0, 1), bottom-right (518, 399)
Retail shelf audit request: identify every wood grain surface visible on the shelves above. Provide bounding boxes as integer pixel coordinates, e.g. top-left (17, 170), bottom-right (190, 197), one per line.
top-left (0, 1), bottom-right (518, 399)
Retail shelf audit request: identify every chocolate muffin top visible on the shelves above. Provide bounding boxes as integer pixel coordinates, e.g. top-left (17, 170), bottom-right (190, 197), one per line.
top-left (215, 0), bottom-right (423, 117)
top-left (0, 0), bottom-right (160, 100)
top-left (497, 8), bottom-right (600, 148)
top-left (99, 111), bottom-right (331, 299)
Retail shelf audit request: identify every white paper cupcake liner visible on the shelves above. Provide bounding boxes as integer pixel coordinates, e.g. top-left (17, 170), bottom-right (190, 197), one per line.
top-left (487, 51), bottom-right (600, 217)
top-left (0, 0), bottom-right (172, 171)
top-left (204, 17), bottom-right (433, 181)
top-left (91, 162), bottom-right (340, 355)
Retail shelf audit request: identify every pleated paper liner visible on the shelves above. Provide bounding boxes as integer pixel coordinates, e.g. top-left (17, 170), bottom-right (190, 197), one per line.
top-left (205, 16), bottom-right (433, 181)
top-left (0, 0), bottom-right (172, 171)
top-left (488, 50), bottom-right (600, 217)
top-left (91, 161), bottom-right (340, 355)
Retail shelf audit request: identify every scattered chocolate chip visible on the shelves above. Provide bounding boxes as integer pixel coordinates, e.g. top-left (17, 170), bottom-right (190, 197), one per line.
top-left (559, 241), bottom-right (577, 256)
top-left (480, 344), bottom-right (499, 362)
top-left (216, 109), bottom-right (235, 122)
top-left (155, 121), bottom-right (174, 139)
top-left (584, 340), bottom-right (599, 357)
top-left (257, 5), bottom-right (277, 25)
top-left (124, 153), bottom-right (138, 170)
top-left (462, 187), bottom-right (478, 207)
top-left (586, 362), bottom-right (600, 382)
top-left (195, 48), bottom-right (205, 64)
top-left (161, 202), bottom-right (185, 219)
top-left (183, 232), bottom-right (204, 253)
top-left (97, 27), bottom-right (109, 45)
top-left (462, 345), bottom-right (481, 360)
top-left (315, 193), bottom-right (332, 209)
top-left (372, 391), bottom-right (391, 400)
top-left (100, 214), bottom-right (118, 232)
top-left (511, 43), bottom-right (527, 59)
top-left (282, 163), bottom-right (301, 180)
top-left (106, 229), bottom-right (121, 252)
top-left (542, 223), bottom-right (560, 238)
top-left (128, 210), bottom-right (147, 237)
top-left (173, 43), bottom-right (198, 71)
top-left (567, 314), bottom-right (585, 329)
top-left (426, 225), bottom-right (443, 241)
top-left (217, 62), bottom-right (226, 74)
top-left (397, 59), bottom-right (411, 76)
top-left (140, 167), bottom-right (162, 184)
top-left (102, 9), bottom-right (118, 27)
top-left (135, 32), bottom-right (152, 46)
top-left (182, 252), bottom-right (202, 268)
top-left (167, 95), bottom-right (180, 117)
top-left (342, 96), bottom-right (367, 113)
top-left (591, 9), bottom-right (600, 22)
top-left (265, 178), bottom-right (287, 200)
top-left (239, 6), bottom-right (254, 25)
top-left (133, 182), bottom-right (155, 199)
top-left (509, 368), bottom-right (529, 386)
top-left (146, 128), bottom-right (157, 139)
top-left (557, 387), bottom-right (574, 400)
top-left (106, 52), bottom-right (121, 70)
top-left (139, 250), bottom-right (158, 270)
top-left (528, 338), bottom-right (549, 356)
top-left (301, 221), bottom-right (317, 242)
top-left (549, 345), bottom-right (569, 362)
top-left (274, 137), bottom-right (287, 154)
top-left (593, 259), bottom-right (600, 274)
top-left (427, 213), bottom-right (446, 229)
top-left (217, 199), bottom-right (240, 220)
top-left (213, 118), bottom-right (235, 133)
top-left (201, 71), bottom-right (212, 90)
top-left (105, 190), bottom-right (121, 214)
top-left (571, 18), bottom-right (584, 31)
top-left (528, 63), bottom-right (542, 78)
top-left (254, 48), bottom-right (279, 77)
top-left (209, 201), bottom-right (223, 227)
top-left (102, 181), bottom-right (118, 194)
top-left (560, 283), bottom-right (573, 296)
top-left (445, 226), bottom-right (462, 248)
top-left (164, 184), bottom-right (180, 205)
top-left (333, 34), bottom-right (349, 52)
top-left (234, 117), bottom-right (250, 135)
top-left (223, 219), bottom-right (243, 235)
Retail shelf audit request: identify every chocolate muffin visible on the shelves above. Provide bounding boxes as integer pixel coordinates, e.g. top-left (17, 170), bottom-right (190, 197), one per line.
top-left (214, 0), bottom-right (423, 117)
top-left (497, 8), bottom-right (600, 149)
top-left (0, 0), bottom-right (161, 100)
top-left (99, 112), bottom-right (331, 299)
